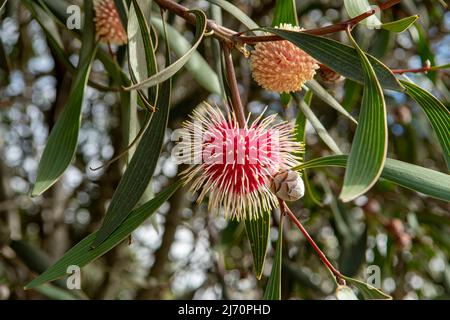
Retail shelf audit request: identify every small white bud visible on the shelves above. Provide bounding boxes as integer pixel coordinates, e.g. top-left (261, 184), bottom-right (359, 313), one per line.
top-left (270, 170), bottom-right (305, 202)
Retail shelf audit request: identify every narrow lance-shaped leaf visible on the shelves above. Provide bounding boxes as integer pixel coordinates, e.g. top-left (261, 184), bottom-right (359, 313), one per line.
top-left (92, 13), bottom-right (174, 247)
top-left (400, 80), bottom-right (450, 171)
top-left (381, 15), bottom-right (419, 33)
top-left (0, 0), bottom-right (7, 13)
top-left (124, 10), bottom-right (207, 91)
top-left (121, 0), bottom-right (157, 161)
top-left (305, 79), bottom-right (357, 124)
top-left (272, 0), bottom-right (298, 27)
top-left (23, 0), bottom-right (116, 92)
top-left (339, 31), bottom-right (388, 202)
top-left (205, 0), bottom-right (259, 30)
top-left (264, 214), bottom-right (284, 300)
top-left (272, 0), bottom-right (297, 105)
top-left (336, 285), bottom-right (358, 300)
top-left (25, 181), bottom-right (182, 289)
top-left (263, 28), bottom-right (404, 92)
top-left (295, 94), bottom-right (342, 155)
top-left (293, 155), bottom-right (450, 202)
top-left (245, 211), bottom-right (270, 280)
top-left (31, 0), bottom-right (96, 196)
top-left (343, 276), bottom-right (392, 300)
top-left (33, 284), bottom-right (78, 300)
top-left (344, 0), bottom-right (382, 29)
top-left (295, 91), bottom-right (323, 206)
top-left (152, 17), bottom-right (222, 95)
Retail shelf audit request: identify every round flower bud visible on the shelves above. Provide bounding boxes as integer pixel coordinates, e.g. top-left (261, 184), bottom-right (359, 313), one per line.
top-left (250, 24), bottom-right (319, 93)
top-left (270, 170), bottom-right (305, 202)
top-left (94, 0), bottom-right (128, 45)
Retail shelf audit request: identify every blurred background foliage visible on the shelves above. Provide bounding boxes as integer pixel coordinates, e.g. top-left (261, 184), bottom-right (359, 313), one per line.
top-left (0, 0), bottom-right (449, 300)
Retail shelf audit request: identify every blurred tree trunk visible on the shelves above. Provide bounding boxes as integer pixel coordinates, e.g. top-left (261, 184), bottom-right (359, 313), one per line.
top-left (136, 183), bottom-right (186, 299)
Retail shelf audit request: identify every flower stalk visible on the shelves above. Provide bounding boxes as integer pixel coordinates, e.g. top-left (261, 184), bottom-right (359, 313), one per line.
top-left (278, 199), bottom-right (345, 285)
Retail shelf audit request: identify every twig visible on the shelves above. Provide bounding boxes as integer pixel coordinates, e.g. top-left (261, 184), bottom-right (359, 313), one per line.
top-left (278, 199), bottom-right (345, 285)
top-left (222, 43), bottom-right (246, 128)
top-left (153, 0), bottom-right (234, 45)
top-left (153, 0), bottom-right (400, 46)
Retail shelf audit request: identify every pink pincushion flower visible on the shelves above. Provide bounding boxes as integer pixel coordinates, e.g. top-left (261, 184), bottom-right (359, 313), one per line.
top-left (251, 24), bottom-right (319, 93)
top-left (94, 0), bottom-right (128, 45)
top-left (177, 103), bottom-right (301, 220)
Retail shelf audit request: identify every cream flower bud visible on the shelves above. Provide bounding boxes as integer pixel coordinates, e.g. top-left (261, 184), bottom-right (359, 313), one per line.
top-left (270, 170), bottom-right (305, 202)
top-left (250, 24), bottom-right (319, 93)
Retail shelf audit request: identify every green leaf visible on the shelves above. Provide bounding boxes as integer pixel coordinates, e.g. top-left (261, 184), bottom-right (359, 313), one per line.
top-left (264, 215), bottom-right (284, 300)
top-left (293, 155), bottom-right (450, 202)
top-left (205, 0), bottom-right (259, 30)
top-left (305, 80), bottom-right (357, 124)
top-left (25, 181), bottom-right (182, 289)
top-left (93, 68), bottom-right (172, 248)
top-left (122, 0), bottom-right (155, 162)
top-left (92, 16), bottom-right (173, 247)
top-left (264, 28), bottom-right (404, 92)
top-left (210, 4), bottom-right (227, 98)
top-left (343, 276), bottom-right (392, 300)
top-left (294, 94), bottom-right (342, 155)
top-left (344, 0), bottom-right (382, 28)
top-left (413, 23), bottom-right (437, 82)
top-left (0, 0), bottom-right (7, 14)
top-left (280, 92), bottom-right (291, 106)
top-left (31, 0), bottom-right (96, 196)
top-left (245, 211), bottom-right (270, 280)
top-left (401, 80), bottom-right (450, 171)
top-left (35, 0), bottom-right (133, 93)
top-left (272, 0), bottom-right (298, 27)
top-left (23, 0), bottom-right (116, 92)
top-left (339, 31), bottom-right (387, 202)
top-left (336, 285), bottom-right (358, 300)
top-left (124, 10), bottom-right (207, 91)
top-left (33, 284), bottom-right (78, 300)
top-left (0, 25), bottom-right (9, 74)
top-left (381, 15), bottom-right (419, 33)
top-left (152, 17), bottom-right (222, 95)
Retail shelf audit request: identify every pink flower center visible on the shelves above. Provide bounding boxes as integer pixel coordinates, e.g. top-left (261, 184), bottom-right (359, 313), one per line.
top-left (201, 122), bottom-right (280, 195)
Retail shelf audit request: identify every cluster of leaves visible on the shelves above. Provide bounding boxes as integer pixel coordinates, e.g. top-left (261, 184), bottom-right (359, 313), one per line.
top-left (0, 0), bottom-right (448, 300)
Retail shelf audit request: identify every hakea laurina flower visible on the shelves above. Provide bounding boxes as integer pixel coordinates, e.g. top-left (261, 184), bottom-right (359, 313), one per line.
top-left (250, 24), bottom-right (319, 93)
top-left (177, 103), bottom-right (302, 220)
top-left (94, 0), bottom-right (128, 45)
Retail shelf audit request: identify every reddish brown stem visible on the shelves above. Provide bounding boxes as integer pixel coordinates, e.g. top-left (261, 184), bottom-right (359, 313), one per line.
top-left (234, 0), bottom-right (400, 44)
top-left (153, 0), bottom-right (234, 45)
top-left (222, 44), bottom-right (246, 128)
top-left (279, 199), bottom-right (345, 285)
top-left (154, 0), bottom-right (400, 46)
top-left (392, 66), bottom-right (431, 74)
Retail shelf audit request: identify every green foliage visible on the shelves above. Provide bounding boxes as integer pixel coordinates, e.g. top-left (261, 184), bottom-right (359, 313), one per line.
top-left (263, 215), bottom-right (284, 300)
top-left (340, 31), bottom-right (387, 202)
top-left (264, 28), bottom-right (403, 91)
top-left (1, 0), bottom-right (447, 301)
